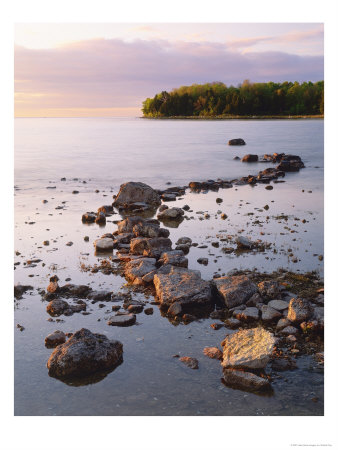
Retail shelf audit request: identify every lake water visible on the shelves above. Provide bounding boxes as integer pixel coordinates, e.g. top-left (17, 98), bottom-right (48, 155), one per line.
top-left (14, 118), bottom-right (324, 416)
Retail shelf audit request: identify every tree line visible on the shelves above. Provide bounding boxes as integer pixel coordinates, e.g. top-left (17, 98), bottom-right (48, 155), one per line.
top-left (142, 80), bottom-right (324, 117)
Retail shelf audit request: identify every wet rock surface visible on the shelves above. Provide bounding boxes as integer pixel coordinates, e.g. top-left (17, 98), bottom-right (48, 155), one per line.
top-left (222, 368), bottom-right (270, 392)
top-left (47, 328), bottom-right (123, 379)
top-left (214, 275), bottom-right (258, 308)
top-left (113, 181), bottom-right (161, 209)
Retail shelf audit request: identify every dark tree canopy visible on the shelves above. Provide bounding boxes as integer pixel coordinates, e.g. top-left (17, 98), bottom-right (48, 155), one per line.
top-left (142, 81), bottom-right (324, 117)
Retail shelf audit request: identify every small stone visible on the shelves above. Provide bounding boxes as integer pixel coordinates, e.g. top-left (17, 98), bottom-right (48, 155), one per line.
top-left (144, 307), bottom-right (154, 315)
top-left (45, 330), bottom-right (66, 348)
top-left (179, 357), bottom-right (199, 369)
top-left (107, 314), bottom-right (136, 327)
top-left (203, 347), bottom-right (222, 360)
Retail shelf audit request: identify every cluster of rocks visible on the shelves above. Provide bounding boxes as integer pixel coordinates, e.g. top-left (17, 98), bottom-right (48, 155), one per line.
top-left (82, 205), bottom-right (115, 226)
top-left (241, 153), bottom-right (305, 173)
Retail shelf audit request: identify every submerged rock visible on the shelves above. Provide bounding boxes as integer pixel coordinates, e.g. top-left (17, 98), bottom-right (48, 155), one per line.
top-left (107, 314), bottom-right (136, 327)
top-left (228, 138), bottom-right (246, 146)
top-left (222, 368), bottom-right (270, 391)
top-left (14, 284), bottom-right (33, 299)
top-left (94, 237), bottom-right (115, 252)
top-left (113, 182), bottom-right (161, 208)
top-left (153, 266), bottom-right (212, 308)
top-left (179, 356), bottom-right (199, 369)
top-left (47, 328), bottom-right (123, 378)
top-left (214, 275), bottom-right (258, 308)
top-left (221, 328), bottom-right (275, 370)
top-left (241, 154), bottom-right (258, 162)
top-left (158, 250), bottom-right (188, 268)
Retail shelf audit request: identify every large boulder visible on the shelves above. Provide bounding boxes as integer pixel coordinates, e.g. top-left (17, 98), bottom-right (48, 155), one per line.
top-left (47, 328), bottom-right (123, 378)
top-left (228, 138), bottom-right (246, 146)
top-left (214, 275), bottom-right (258, 308)
top-left (153, 266), bottom-right (212, 308)
top-left (113, 182), bottom-right (161, 208)
top-left (221, 327), bottom-right (275, 370)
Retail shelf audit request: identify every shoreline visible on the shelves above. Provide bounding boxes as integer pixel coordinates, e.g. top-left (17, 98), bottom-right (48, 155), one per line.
top-left (141, 115), bottom-right (324, 120)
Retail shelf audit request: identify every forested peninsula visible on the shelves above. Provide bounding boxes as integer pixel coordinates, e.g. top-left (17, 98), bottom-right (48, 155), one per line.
top-left (142, 80), bottom-right (324, 118)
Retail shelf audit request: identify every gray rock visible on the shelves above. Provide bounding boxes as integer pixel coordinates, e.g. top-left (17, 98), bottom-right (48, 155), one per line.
top-left (257, 280), bottom-right (283, 299)
top-left (107, 314), bottom-right (136, 327)
top-left (236, 307), bottom-right (260, 322)
top-left (228, 138), bottom-right (246, 146)
top-left (224, 318), bottom-right (241, 329)
top-left (124, 257), bottom-right (157, 283)
top-left (279, 325), bottom-right (298, 336)
top-left (47, 328), bottom-right (123, 378)
top-left (236, 236), bottom-right (253, 249)
top-left (276, 318), bottom-right (292, 331)
top-left (214, 275), bottom-right (258, 308)
top-left (113, 182), bottom-right (161, 208)
top-left (261, 305), bottom-right (282, 322)
top-left (175, 237), bottom-right (192, 246)
top-left (158, 250), bottom-right (188, 268)
top-left (197, 257), bottom-right (209, 265)
top-left (223, 368), bottom-right (270, 391)
top-left (157, 207), bottom-right (184, 220)
top-left (94, 237), bottom-right (115, 252)
top-left (268, 299), bottom-right (289, 311)
top-left (287, 298), bottom-right (313, 323)
top-left (221, 327), bottom-right (275, 370)
top-left (167, 302), bottom-right (182, 317)
top-left (153, 266), bottom-right (212, 308)
top-left (179, 357), bottom-right (199, 369)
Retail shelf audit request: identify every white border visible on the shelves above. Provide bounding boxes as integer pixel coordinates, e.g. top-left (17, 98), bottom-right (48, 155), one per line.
top-left (2, 1), bottom-right (338, 449)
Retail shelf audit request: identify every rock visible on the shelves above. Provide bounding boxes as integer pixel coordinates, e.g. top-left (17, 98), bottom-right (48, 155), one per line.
top-left (46, 299), bottom-right (72, 316)
top-left (197, 257), bottom-right (208, 265)
top-left (161, 193), bottom-right (176, 201)
top-left (144, 307), bottom-right (153, 315)
top-left (235, 307), bottom-right (260, 322)
top-left (214, 275), bottom-right (258, 308)
top-left (158, 204), bottom-right (169, 212)
top-left (287, 298), bottom-right (313, 323)
top-left (47, 281), bottom-right (59, 294)
top-left (179, 357), bottom-right (199, 369)
top-left (175, 237), bottom-right (192, 247)
top-left (175, 244), bottom-right (190, 254)
top-left (59, 284), bottom-right (92, 298)
top-left (261, 305), bottom-right (282, 322)
top-left (257, 280), bottom-right (283, 299)
top-left (211, 323), bottom-right (224, 330)
top-left (182, 205), bottom-right (190, 211)
top-left (158, 250), bottom-right (188, 268)
top-left (236, 236), bottom-right (253, 249)
top-left (94, 237), bottom-right (115, 252)
top-left (241, 154), bottom-right (258, 162)
top-left (221, 328), bottom-right (275, 370)
top-left (222, 368), bottom-right (270, 391)
top-left (268, 299), bottom-right (289, 311)
top-left (228, 138), bottom-right (246, 146)
top-left (224, 318), bottom-right (241, 329)
top-left (279, 325), bottom-right (298, 336)
top-left (167, 302), bottom-right (182, 317)
top-left (220, 213), bottom-right (228, 220)
top-left (182, 314), bottom-right (196, 322)
top-left (157, 207), bottom-right (184, 220)
top-left (265, 185), bottom-right (273, 190)
top-left (312, 306), bottom-right (324, 328)
top-left (45, 330), bottom-right (66, 348)
top-left (246, 292), bottom-right (263, 307)
top-left (97, 205), bottom-right (115, 214)
top-left (210, 309), bottom-right (227, 320)
top-left (203, 347), bottom-right (223, 360)
top-left (276, 318), bottom-right (292, 331)
top-left (107, 314), bottom-right (136, 327)
top-left (14, 284), bottom-right (33, 299)
top-left (143, 238), bottom-right (173, 259)
top-left (82, 212), bottom-right (96, 223)
top-left (153, 266), bottom-right (212, 308)
top-left (47, 328), bottom-right (123, 378)
top-left (124, 257), bottom-right (157, 283)
top-left (113, 182), bottom-right (161, 208)
top-left (127, 304), bottom-right (143, 314)
top-left (95, 212), bottom-right (106, 225)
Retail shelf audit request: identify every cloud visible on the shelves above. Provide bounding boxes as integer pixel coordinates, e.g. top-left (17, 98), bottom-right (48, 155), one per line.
top-left (15, 38), bottom-right (324, 115)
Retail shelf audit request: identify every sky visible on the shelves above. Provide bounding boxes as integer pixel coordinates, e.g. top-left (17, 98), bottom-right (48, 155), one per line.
top-left (14, 23), bottom-right (324, 117)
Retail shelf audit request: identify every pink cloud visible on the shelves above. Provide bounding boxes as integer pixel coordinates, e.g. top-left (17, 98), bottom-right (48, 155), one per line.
top-left (15, 38), bottom-right (324, 112)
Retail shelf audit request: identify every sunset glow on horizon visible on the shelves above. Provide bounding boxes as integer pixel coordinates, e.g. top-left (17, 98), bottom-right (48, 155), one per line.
top-left (14, 23), bottom-right (324, 117)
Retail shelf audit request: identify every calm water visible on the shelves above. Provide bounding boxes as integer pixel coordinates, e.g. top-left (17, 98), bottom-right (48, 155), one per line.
top-left (14, 118), bottom-right (324, 416)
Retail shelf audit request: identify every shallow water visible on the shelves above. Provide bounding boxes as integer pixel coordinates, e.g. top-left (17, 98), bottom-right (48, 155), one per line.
top-left (14, 118), bottom-right (324, 415)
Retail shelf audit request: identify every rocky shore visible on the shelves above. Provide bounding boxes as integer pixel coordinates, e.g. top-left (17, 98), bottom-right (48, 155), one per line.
top-left (13, 151), bottom-right (324, 394)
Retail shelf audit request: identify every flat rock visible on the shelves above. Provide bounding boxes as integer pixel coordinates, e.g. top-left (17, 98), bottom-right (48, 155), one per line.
top-left (279, 325), bottom-right (298, 336)
top-left (221, 327), bottom-right (275, 370)
top-left (261, 305), bottom-right (282, 322)
top-left (268, 299), bottom-right (289, 311)
top-left (107, 314), bottom-right (136, 327)
top-left (222, 368), bottom-right (270, 391)
top-left (47, 328), bottom-right (123, 378)
top-left (276, 317), bottom-right (292, 331)
top-left (157, 207), bottom-right (184, 220)
top-left (94, 238), bottom-right (115, 252)
top-left (228, 138), bottom-right (246, 146)
top-left (153, 266), bottom-right (212, 308)
top-left (214, 275), bottom-right (258, 308)
top-left (158, 250), bottom-right (188, 268)
top-left (124, 257), bottom-right (157, 283)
